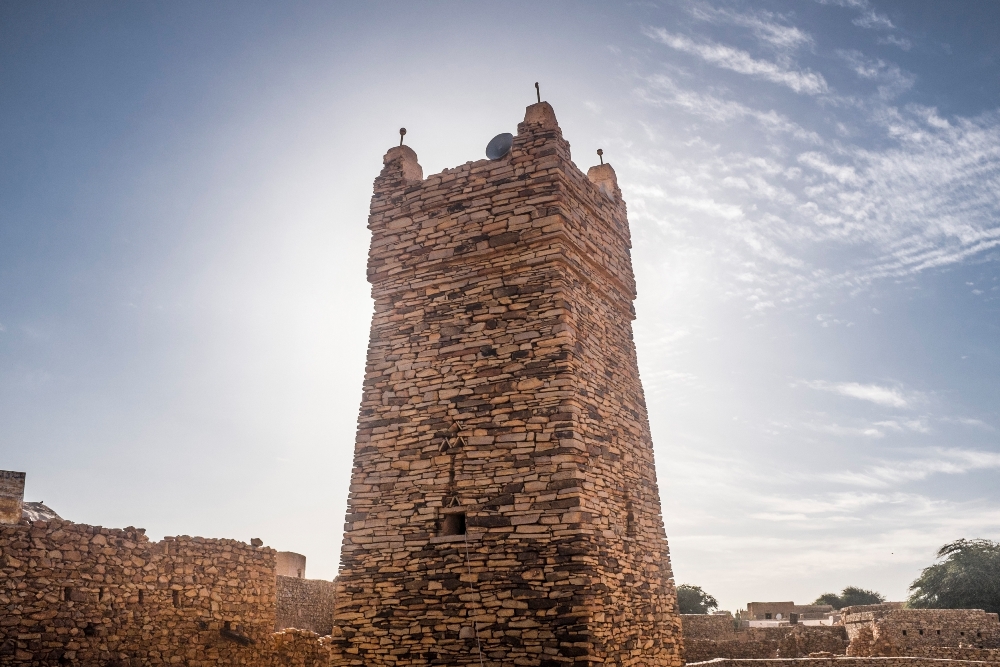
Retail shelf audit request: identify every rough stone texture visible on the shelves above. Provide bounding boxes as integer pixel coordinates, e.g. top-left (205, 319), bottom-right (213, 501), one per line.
top-left (332, 101), bottom-right (681, 667)
top-left (0, 470), bottom-right (25, 525)
top-left (271, 629), bottom-right (335, 667)
top-left (275, 575), bottom-right (337, 635)
top-left (687, 658), bottom-right (1000, 667)
top-left (844, 605), bottom-right (1000, 658)
top-left (684, 615), bottom-right (739, 641)
top-left (1, 517), bottom-right (277, 666)
top-left (681, 616), bottom-right (848, 662)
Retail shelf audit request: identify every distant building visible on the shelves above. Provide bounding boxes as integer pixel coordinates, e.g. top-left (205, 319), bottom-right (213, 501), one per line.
top-left (744, 601), bottom-right (840, 626)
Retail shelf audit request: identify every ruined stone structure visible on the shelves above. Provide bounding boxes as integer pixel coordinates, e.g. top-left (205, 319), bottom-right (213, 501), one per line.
top-left (333, 101), bottom-right (681, 667)
top-left (681, 614), bottom-right (849, 662)
top-left (690, 659), bottom-right (1000, 667)
top-left (843, 604), bottom-right (1000, 661)
top-left (0, 471), bottom-right (25, 525)
top-left (0, 517), bottom-right (277, 666)
top-left (276, 575), bottom-right (337, 636)
top-left (277, 552), bottom-right (307, 578)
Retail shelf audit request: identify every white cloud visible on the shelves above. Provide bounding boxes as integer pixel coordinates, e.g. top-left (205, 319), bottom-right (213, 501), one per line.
top-left (854, 9), bottom-right (895, 30)
top-left (688, 4), bottom-right (813, 50)
top-left (800, 380), bottom-right (911, 407)
top-left (644, 28), bottom-right (829, 95)
top-left (827, 448), bottom-right (1000, 487)
top-left (878, 35), bottom-right (913, 51)
top-left (837, 49), bottom-right (915, 98)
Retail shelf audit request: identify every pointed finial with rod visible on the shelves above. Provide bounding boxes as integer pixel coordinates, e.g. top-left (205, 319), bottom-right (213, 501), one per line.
top-left (597, 148), bottom-right (604, 165)
top-left (399, 128), bottom-right (406, 146)
top-left (535, 82), bottom-right (540, 103)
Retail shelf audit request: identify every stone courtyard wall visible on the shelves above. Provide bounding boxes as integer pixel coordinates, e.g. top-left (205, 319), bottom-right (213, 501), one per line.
top-left (687, 658), bottom-right (1000, 667)
top-left (1, 517), bottom-right (276, 666)
top-left (844, 605), bottom-right (1000, 658)
top-left (275, 575), bottom-right (337, 635)
top-left (680, 616), bottom-right (848, 663)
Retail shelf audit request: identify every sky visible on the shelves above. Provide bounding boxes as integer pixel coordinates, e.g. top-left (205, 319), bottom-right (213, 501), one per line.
top-left (1, 1), bottom-right (998, 613)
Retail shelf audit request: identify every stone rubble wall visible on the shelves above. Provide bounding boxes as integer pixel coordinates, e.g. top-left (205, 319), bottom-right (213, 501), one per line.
top-left (333, 101), bottom-right (681, 667)
top-left (275, 576), bottom-right (337, 635)
top-left (687, 658), bottom-right (1000, 667)
top-left (270, 629), bottom-right (335, 667)
top-left (680, 616), bottom-right (848, 663)
top-left (1, 517), bottom-right (277, 666)
top-left (683, 615), bottom-right (738, 641)
top-left (844, 606), bottom-right (1000, 657)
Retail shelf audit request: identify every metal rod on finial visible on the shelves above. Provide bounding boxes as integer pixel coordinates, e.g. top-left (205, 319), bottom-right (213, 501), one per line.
top-left (535, 82), bottom-right (540, 104)
top-left (399, 128), bottom-right (406, 147)
top-left (597, 148), bottom-right (604, 165)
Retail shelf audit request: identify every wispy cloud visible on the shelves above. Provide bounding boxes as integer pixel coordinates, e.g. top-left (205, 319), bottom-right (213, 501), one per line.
top-left (827, 448), bottom-right (1000, 487)
top-left (838, 49), bottom-right (915, 98)
top-left (853, 9), bottom-right (895, 30)
top-left (799, 380), bottom-right (912, 407)
top-left (644, 28), bottom-right (829, 95)
top-left (688, 4), bottom-right (813, 50)
top-left (878, 35), bottom-right (912, 51)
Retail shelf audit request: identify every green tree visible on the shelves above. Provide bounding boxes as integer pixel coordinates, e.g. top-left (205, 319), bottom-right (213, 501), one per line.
top-left (812, 586), bottom-right (885, 609)
top-left (814, 592), bottom-right (843, 608)
top-left (677, 584), bottom-right (719, 614)
top-left (908, 539), bottom-right (1000, 614)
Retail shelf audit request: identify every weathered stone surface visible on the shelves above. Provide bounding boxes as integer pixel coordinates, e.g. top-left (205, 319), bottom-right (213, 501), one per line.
top-left (0, 518), bottom-right (277, 666)
top-left (332, 101), bottom-right (682, 667)
top-left (276, 575), bottom-right (337, 636)
top-left (843, 605), bottom-right (1000, 659)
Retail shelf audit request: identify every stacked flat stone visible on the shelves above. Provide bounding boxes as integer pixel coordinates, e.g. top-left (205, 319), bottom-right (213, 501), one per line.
top-left (276, 576), bottom-right (338, 635)
top-left (844, 605), bottom-right (1000, 660)
top-left (332, 101), bottom-right (682, 667)
top-left (0, 518), bottom-right (276, 666)
top-left (681, 615), bottom-right (849, 662)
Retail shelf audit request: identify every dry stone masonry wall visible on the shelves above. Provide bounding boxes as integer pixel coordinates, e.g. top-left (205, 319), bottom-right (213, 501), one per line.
top-left (0, 517), bottom-right (283, 666)
top-left (681, 615), bottom-right (849, 662)
top-left (275, 576), bottom-right (337, 636)
top-left (333, 101), bottom-right (682, 667)
top-left (844, 605), bottom-right (1000, 660)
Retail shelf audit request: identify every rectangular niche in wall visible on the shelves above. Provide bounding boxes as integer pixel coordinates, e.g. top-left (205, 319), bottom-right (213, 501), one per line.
top-left (440, 512), bottom-right (466, 537)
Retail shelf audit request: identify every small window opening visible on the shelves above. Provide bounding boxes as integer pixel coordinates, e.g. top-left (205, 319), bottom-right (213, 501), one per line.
top-left (137, 589), bottom-right (144, 604)
top-left (172, 590), bottom-right (181, 608)
top-left (937, 630), bottom-right (941, 635)
top-left (83, 623), bottom-right (96, 637)
top-left (224, 621), bottom-right (232, 631)
top-left (977, 632), bottom-right (982, 638)
top-left (961, 632), bottom-right (965, 636)
top-left (919, 629), bottom-right (924, 635)
top-left (765, 613), bottom-right (772, 620)
top-left (441, 512), bottom-right (466, 536)
top-left (64, 587), bottom-right (73, 602)
top-left (297, 568), bottom-right (303, 578)
top-left (99, 587), bottom-right (107, 602)
top-left (902, 630), bottom-right (907, 636)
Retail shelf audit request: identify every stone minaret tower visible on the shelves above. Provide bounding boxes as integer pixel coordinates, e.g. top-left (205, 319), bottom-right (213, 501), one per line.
top-left (330, 101), bottom-right (682, 667)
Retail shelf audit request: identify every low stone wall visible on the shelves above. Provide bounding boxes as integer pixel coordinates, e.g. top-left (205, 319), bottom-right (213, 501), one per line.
top-left (688, 658), bottom-right (1000, 667)
top-left (683, 624), bottom-right (849, 663)
top-left (270, 628), bottom-right (334, 667)
top-left (684, 615), bottom-right (737, 640)
top-left (275, 575), bottom-right (337, 635)
top-left (1, 517), bottom-right (276, 666)
top-left (844, 605), bottom-right (1000, 657)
